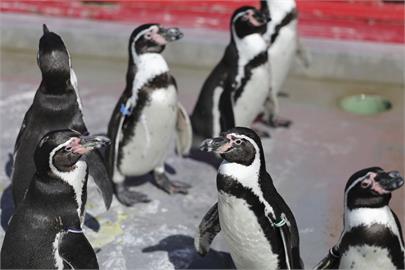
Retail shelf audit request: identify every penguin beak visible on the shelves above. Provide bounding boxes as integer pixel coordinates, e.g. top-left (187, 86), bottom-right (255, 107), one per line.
top-left (79, 135), bottom-right (111, 151)
top-left (68, 135), bottom-right (110, 155)
top-left (158, 27), bottom-right (184, 42)
top-left (200, 136), bottom-right (232, 154)
top-left (375, 171), bottom-right (404, 193)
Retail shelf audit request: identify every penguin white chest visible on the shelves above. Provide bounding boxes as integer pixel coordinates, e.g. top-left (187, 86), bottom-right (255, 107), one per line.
top-left (234, 63), bottom-right (271, 127)
top-left (339, 245), bottom-right (396, 270)
top-left (120, 86), bottom-right (177, 175)
top-left (218, 192), bottom-right (279, 270)
top-left (269, 23), bottom-right (297, 94)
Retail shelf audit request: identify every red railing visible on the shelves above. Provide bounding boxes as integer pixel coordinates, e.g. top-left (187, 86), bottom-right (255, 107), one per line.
top-left (1, 0), bottom-right (403, 43)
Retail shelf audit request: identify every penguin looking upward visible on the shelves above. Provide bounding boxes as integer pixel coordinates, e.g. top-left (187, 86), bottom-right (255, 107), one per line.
top-left (106, 24), bottom-right (192, 206)
top-left (195, 127), bottom-right (303, 269)
top-left (11, 25), bottom-right (113, 209)
top-left (258, 0), bottom-right (309, 128)
top-left (1, 130), bottom-right (110, 269)
top-left (315, 167), bottom-right (404, 269)
top-left (191, 6), bottom-right (271, 142)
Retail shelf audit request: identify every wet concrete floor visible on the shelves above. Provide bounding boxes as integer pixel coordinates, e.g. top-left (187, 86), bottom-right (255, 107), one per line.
top-left (0, 49), bottom-right (403, 269)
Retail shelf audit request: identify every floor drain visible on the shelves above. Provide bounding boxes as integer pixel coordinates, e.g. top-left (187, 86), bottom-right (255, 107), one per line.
top-left (339, 94), bottom-right (392, 115)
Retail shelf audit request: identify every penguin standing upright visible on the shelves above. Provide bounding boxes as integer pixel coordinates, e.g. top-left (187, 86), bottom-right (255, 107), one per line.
top-left (11, 25), bottom-right (113, 209)
top-left (315, 167), bottom-right (404, 269)
top-left (195, 127), bottom-right (303, 269)
top-left (106, 24), bottom-right (193, 206)
top-left (259, 0), bottom-right (307, 127)
top-left (191, 6), bottom-right (271, 141)
top-left (1, 130), bottom-right (110, 269)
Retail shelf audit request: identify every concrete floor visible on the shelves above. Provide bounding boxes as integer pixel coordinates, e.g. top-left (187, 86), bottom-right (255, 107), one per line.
top-left (0, 49), bottom-right (403, 269)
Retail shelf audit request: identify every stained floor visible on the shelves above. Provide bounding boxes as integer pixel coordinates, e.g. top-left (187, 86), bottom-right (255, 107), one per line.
top-left (0, 49), bottom-right (403, 269)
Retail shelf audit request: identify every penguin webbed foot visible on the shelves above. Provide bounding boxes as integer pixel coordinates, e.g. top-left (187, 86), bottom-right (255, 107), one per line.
top-left (252, 128), bottom-right (271, 138)
top-left (115, 183), bottom-right (151, 206)
top-left (267, 115), bottom-right (292, 128)
top-left (195, 236), bottom-right (210, 256)
top-left (153, 171), bottom-right (191, 195)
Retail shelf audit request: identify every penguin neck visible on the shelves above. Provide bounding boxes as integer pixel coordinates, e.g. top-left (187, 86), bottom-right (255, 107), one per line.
top-left (231, 33), bottom-right (267, 88)
top-left (41, 72), bottom-right (71, 94)
top-left (266, 0), bottom-right (296, 14)
top-left (218, 157), bottom-right (278, 219)
top-left (48, 158), bottom-right (88, 220)
top-left (127, 53), bottom-right (169, 103)
top-left (343, 205), bottom-right (394, 232)
top-left (219, 151), bottom-right (266, 197)
top-left (233, 33), bottom-right (267, 65)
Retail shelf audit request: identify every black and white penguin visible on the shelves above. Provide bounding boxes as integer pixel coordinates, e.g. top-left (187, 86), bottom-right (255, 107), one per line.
top-left (315, 167), bottom-right (404, 269)
top-left (191, 6), bottom-right (271, 141)
top-left (106, 24), bottom-right (192, 206)
top-left (11, 24), bottom-right (113, 209)
top-left (1, 129), bottom-right (110, 269)
top-left (195, 127), bottom-right (303, 269)
top-left (258, 0), bottom-right (310, 128)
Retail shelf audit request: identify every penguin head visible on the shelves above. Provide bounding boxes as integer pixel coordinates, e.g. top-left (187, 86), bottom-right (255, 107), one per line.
top-left (200, 127), bottom-right (264, 166)
top-left (129, 24), bottom-right (183, 57)
top-left (231, 6), bottom-right (270, 39)
top-left (34, 130), bottom-right (110, 174)
top-left (344, 167), bottom-right (404, 210)
top-left (37, 24), bottom-right (71, 81)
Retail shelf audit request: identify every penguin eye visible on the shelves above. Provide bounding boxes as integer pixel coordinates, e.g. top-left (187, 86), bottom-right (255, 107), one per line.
top-left (144, 33), bottom-right (152, 40)
top-left (361, 181), bottom-right (371, 189)
top-left (234, 139), bottom-right (242, 145)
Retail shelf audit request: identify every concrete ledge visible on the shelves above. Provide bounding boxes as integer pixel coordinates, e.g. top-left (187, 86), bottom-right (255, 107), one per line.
top-left (1, 13), bottom-right (403, 85)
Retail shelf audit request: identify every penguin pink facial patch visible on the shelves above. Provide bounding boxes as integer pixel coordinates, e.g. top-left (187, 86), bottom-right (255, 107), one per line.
top-left (247, 11), bottom-right (262, 27)
top-left (362, 172), bottom-right (390, 195)
top-left (151, 29), bottom-right (167, 46)
top-left (66, 138), bottom-right (89, 155)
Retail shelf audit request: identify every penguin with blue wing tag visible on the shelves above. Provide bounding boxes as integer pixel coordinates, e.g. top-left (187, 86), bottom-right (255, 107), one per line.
top-left (195, 127), bottom-right (303, 269)
top-left (106, 24), bottom-right (192, 206)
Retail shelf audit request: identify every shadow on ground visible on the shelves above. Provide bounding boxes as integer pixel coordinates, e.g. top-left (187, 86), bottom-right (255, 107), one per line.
top-left (142, 234), bottom-right (235, 269)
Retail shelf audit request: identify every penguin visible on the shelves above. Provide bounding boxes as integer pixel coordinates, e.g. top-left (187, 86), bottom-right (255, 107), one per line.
top-left (106, 24), bottom-right (193, 206)
top-left (258, 0), bottom-right (309, 127)
top-left (1, 129), bottom-right (110, 269)
top-left (195, 127), bottom-right (303, 269)
top-left (11, 24), bottom-right (113, 209)
top-left (191, 6), bottom-right (271, 142)
top-left (314, 167), bottom-right (404, 269)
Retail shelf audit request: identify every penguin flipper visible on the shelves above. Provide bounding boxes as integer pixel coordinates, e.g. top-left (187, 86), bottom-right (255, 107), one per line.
top-left (86, 150), bottom-right (113, 209)
top-left (14, 106), bottom-right (32, 153)
top-left (313, 247), bottom-right (340, 269)
top-left (195, 202), bottom-right (221, 256)
top-left (175, 102), bottom-right (192, 156)
top-left (59, 231), bottom-right (99, 269)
